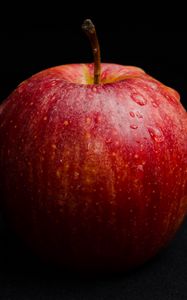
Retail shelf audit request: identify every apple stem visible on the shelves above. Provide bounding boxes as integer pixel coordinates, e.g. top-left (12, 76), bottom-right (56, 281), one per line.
top-left (82, 19), bottom-right (101, 84)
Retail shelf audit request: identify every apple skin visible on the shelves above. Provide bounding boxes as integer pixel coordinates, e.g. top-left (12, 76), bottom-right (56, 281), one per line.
top-left (0, 63), bottom-right (187, 271)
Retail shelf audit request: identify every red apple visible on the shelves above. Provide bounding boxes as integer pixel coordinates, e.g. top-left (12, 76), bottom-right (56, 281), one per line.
top-left (0, 21), bottom-right (187, 272)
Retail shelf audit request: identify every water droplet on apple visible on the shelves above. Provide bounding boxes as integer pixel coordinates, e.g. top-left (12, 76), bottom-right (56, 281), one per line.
top-left (137, 165), bottom-right (144, 172)
top-left (148, 127), bottom-right (164, 142)
top-left (147, 81), bottom-right (158, 90)
top-left (51, 80), bottom-right (57, 86)
top-left (74, 171), bottom-right (79, 179)
top-left (152, 101), bottom-right (159, 108)
top-left (86, 117), bottom-right (91, 124)
top-left (165, 94), bottom-right (176, 104)
top-left (137, 165), bottom-right (144, 179)
top-left (136, 111), bottom-right (143, 118)
top-left (106, 137), bottom-right (112, 144)
top-left (129, 111), bottom-right (135, 118)
top-left (130, 124), bottom-right (138, 129)
top-left (131, 93), bottom-right (147, 106)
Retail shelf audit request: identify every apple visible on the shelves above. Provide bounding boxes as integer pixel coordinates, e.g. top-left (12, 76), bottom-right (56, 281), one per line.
top-left (0, 20), bottom-right (187, 272)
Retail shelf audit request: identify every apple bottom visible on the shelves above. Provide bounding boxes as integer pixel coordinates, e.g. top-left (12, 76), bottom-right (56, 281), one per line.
top-left (30, 239), bottom-right (170, 273)
top-left (3, 205), bottom-right (181, 273)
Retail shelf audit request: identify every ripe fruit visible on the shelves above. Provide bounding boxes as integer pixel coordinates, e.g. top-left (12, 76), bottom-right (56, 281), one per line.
top-left (0, 20), bottom-right (187, 271)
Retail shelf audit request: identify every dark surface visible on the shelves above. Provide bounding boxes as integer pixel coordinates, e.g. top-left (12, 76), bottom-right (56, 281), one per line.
top-left (0, 4), bottom-right (187, 300)
top-left (0, 214), bottom-right (187, 300)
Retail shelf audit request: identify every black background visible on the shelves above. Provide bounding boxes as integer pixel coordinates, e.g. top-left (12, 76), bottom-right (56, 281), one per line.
top-left (0, 2), bottom-right (187, 299)
top-left (0, 3), bottom-right (187, 108)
